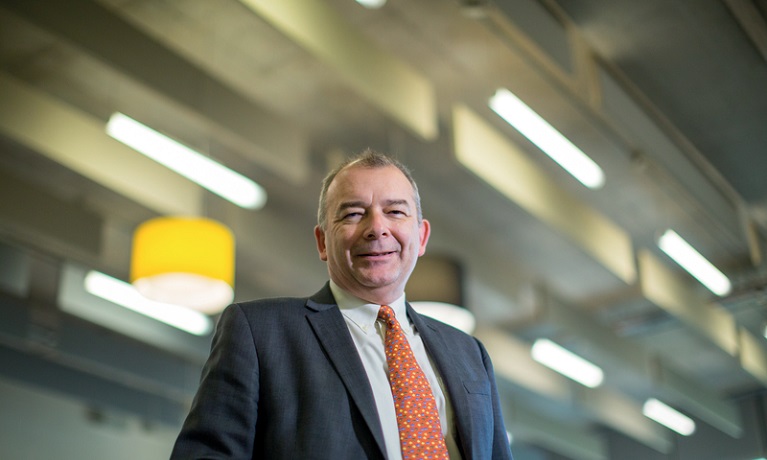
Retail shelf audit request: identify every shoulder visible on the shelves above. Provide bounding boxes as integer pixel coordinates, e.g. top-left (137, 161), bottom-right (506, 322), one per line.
top-left (414, 312), bottom-right (495, 360)
top-left (223, 295), bottom-right (313, 322)
top-left (216, 284), bottom-right (337, 334)
top-left (417, 313), bottom-right (481, 348)
top-left (235, 295), bottom-right (311, 310)
top-left (227, 283), bottom-right (333, 317)
top-left (212, 295), bottom-right (320, 346)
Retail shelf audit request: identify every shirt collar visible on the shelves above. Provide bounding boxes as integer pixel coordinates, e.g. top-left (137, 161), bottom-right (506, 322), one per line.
top-left (329, 280), bottom-right (411, 334)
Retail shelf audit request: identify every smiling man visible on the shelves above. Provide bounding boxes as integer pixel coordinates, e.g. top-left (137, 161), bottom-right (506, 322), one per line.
top-left (171, 150), bottom-right (513, 460)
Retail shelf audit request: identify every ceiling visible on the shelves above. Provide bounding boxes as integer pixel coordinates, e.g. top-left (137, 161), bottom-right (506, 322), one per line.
top-left (1, 0), bottom-right (767, 458)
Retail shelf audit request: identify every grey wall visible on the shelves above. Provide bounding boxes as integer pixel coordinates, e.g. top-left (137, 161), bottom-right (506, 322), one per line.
top-left (0, 377), bottom-right (178, 460)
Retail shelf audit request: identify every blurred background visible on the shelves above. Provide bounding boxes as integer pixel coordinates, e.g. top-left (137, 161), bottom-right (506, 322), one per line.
top-left (1, 0), bottom-right (767, 459)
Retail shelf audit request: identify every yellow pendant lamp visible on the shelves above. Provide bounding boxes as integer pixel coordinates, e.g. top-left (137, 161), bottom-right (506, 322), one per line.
top-left (130, 217), bottom-right (235, 315)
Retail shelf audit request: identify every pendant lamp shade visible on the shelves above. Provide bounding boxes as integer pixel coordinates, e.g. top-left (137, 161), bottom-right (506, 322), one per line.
top-left (130, 217), bottom-right (235, 315)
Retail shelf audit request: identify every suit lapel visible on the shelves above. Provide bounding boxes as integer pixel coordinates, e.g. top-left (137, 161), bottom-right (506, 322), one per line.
top-left (305, 286), bottom-right (387, 458)
top-left (408, 305), bottom-right (475, 459)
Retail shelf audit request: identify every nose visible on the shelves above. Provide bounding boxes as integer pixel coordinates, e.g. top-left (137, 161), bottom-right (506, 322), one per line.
top-left (364, 211), bottom-right (389, 239)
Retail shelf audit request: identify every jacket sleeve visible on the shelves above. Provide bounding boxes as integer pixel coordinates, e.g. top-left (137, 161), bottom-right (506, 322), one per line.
top-left (479, 339), bottom-right (514, 460)
top-left (170, 304), bottom-right (259, 459)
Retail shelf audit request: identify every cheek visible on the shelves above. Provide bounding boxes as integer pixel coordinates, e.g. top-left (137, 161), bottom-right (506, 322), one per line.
top-left (398, 233), bottom-right (418, 254)
top-left (338, 227), bottom-right (362, 245)
top-left (328, 232), bottom-right (354, 255)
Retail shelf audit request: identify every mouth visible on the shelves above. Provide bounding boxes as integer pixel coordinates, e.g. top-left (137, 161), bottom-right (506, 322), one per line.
top-left (357, 250), bottom-right (396, 259)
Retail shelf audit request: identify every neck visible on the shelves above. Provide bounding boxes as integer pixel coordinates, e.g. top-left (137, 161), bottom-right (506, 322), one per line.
top-left (332, 281), bottom-right (403, 306)
top-left (355, 289), bottom-right (402, 306)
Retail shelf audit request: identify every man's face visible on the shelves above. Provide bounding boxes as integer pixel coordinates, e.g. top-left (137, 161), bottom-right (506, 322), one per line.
top-left (314, 165), bottom-right (430, 305)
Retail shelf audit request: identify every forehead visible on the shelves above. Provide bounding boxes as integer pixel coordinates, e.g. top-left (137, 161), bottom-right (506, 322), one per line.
top-left (328, 165), bottom-right (414, 203)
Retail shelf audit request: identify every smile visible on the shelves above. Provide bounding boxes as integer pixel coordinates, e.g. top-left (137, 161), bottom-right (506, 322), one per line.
top-left (357, 251), bottom-right (396, 258)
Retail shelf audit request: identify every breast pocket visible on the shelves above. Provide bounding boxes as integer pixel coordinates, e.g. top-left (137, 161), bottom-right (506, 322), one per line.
top-left (463, 379), bottom-right (490, 396)
top-left (461, 378), bottom-right (494, 454)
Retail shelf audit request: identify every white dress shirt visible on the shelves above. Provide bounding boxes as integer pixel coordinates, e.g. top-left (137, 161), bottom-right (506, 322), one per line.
top-left (330, 281), bottom-right (461, 460)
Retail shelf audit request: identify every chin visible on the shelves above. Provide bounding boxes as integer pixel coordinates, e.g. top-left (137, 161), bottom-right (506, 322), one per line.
top-left (358, 273), bottom-right (399, 289)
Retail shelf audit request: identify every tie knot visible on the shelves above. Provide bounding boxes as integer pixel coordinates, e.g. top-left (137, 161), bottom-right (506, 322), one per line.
top-left (377, 305), bottom-right (397, 327)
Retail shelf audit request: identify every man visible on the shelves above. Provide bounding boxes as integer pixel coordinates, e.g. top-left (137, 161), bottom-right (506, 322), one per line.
top-left (170, 150), bottom-right (513, 459)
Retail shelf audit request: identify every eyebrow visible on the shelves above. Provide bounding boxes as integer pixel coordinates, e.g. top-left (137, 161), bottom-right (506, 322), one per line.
top-left (383, 199), bottom-right (411, 209)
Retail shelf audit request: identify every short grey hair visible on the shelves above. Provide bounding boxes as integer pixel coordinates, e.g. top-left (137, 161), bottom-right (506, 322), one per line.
top-left (317, 149), bottom-right (422, 230)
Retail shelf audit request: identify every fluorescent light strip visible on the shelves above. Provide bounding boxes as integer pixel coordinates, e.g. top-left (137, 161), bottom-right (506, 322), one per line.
top-left (643, 398), bottom-right (696, 436)
top-left (657, 229), bottom-right (732, 296)
top-left (106, 113), bottom-right (266, 209)
top-left (489, 88), bottom-right (605, 189)
top-left (84, 270), bottom-right (213, 336)
top-left (531, 338), bottom-right (604, 388)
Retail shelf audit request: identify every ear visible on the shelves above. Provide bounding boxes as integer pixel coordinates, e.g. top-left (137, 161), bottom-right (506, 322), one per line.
top-left (314, 225), bottom-right (328, 261)
top-left (417, 219), bottom-right (431, 257)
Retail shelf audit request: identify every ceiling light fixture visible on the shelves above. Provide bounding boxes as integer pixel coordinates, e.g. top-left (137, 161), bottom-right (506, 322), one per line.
top-left (131, 217), bottom-right (235, 315)
top-left (106, 112), bottom-right (267, 210)
top-left (411, 301), bottom-right (476, 334)
top-left (642, 398), bottom-right (696, 436)
top-left (355, 0), bottom-right (387, 8)
top-left (489, 88), bottom-right (605, 189)
top-left (657, 229), bottom-right (732, 296)
top-left (531, 338), bottom-right (604, 388)
top-left (84, 270), bottom-right (213, 336)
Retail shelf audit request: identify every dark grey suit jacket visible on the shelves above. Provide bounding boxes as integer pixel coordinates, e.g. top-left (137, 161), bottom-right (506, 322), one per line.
top-left (170, 283), bottom-right (513, 459)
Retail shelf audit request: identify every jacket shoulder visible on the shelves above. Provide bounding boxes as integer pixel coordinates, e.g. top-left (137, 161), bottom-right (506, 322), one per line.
top-left (235, 295), bottom-right (310, 310)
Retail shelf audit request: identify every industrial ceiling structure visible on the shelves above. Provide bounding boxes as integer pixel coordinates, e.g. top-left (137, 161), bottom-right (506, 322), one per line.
top-left (1, 0), bottom-right (767, 459)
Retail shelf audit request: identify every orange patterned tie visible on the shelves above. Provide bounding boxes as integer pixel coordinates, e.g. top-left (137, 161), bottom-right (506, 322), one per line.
top-left (378, 305), bottom-right (449, 460)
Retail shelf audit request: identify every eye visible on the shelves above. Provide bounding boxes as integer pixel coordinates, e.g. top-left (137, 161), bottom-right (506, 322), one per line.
top-left (342, 211), bottom-right (363, 220)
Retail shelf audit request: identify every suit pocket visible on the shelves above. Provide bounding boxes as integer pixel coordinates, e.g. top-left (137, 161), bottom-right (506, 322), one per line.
top-left (463, 379), bottom-right (490, 395)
